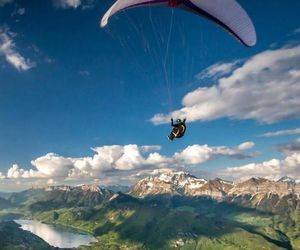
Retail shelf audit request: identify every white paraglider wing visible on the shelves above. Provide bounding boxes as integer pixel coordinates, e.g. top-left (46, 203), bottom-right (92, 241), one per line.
top-left (187, 0), bottom-right (256, 46)
top-left (101, 0), bottom-right (256, 47)
top-left (101, 0), bottom-right (168, 28)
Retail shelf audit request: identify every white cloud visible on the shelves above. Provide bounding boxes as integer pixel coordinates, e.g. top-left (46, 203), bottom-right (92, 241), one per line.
top-left (4, 142), bottom-right (255, 185)
top-left (0, 28), bottom-right (34, 71)
top-left (223, 159), bottom-right (281, 180)
top-left (7, 164), bottom-right (41, 179)
top-left (151, 44), bottom-right (300, 125)
top-left (53, 0), bottom-right (81, 8)
top-left (237, 141), bottom-right (255, 151)
top-left (114, 145), bottom-right (145, 170)
top-left (53, 0), bottom-right (95, 9)
top-left (11, 7), bottom-right (26, 16)
top-left (31, 153), bottom-right (75, 177)
top-left (258, 128), bottom-right (300, 138)
top-left (145, 152), bottom-right (171, 167)
top-left (0, 0), bottom-right (13, 7)
top-left (174, 142), bottom-right (255, 165)
top-left (197, 61), bottom-right (240, 80)
top-left (223, 145), bottom-right (300, 180)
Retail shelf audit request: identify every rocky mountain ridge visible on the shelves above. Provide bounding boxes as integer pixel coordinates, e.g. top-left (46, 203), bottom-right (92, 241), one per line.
top-left (8, 184), bottom-right (114, 210)
top-left (130, 171), bottom-right (300, 213)
top-left (131, 171), bottom-right (300, 197)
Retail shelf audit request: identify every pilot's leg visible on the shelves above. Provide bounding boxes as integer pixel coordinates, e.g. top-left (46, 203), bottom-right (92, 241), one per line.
top-left (168, 133), bottom-right (174, 141)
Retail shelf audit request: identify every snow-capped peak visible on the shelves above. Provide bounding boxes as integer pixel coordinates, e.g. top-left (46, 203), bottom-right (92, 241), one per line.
top-left (157, 171), bottom-right (206, 186)
top-left (277, 176), bottom-right (296, 184)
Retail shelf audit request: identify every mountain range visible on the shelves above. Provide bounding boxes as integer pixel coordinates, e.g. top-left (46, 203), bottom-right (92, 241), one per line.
top-left (131, 172), bottom-right (300, 214)
top-left (0, 171), bottom-right (300, 249)
top-left (4, 171), bottom-right (300, 214)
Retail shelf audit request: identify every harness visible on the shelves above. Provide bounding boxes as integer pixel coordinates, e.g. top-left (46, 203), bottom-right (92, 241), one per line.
top-left (172, 124), bottom-right (186, 137)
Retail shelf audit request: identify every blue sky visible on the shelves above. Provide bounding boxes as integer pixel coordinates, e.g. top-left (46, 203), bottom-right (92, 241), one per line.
top-left (1, 0), bottom-right (300, 190)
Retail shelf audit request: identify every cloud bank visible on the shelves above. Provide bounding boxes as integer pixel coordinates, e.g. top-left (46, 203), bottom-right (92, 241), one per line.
top-left (223, 153), bottom-right (300, 181)
top-left (223, 138), bottom-right (300, 180)
top-left (151, 44), bottom-right (300, 125)
top-left (2, 142), bottom-right (254, 186)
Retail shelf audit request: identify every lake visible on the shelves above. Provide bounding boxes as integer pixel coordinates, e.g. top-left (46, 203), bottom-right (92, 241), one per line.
top-left (15, 219), bottom-right (97, 248)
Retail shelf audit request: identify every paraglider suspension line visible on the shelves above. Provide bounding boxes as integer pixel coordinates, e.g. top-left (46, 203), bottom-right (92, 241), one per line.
top-left (163, 8), bottom-right (174, 112)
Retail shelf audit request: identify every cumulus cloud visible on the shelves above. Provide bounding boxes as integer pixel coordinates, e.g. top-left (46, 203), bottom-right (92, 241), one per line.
top-left (223, 152), bottom-right (300, 181)
top-left (174, 142), bottom-right (255, 165)
top-left (258, 128), bottom-right (300, 138)
top-left (7, 164), bottom-right (41, 179)
top-left (0, 27), bottom-right (34, 71)
top-left (4, 142), bottom-right (255, 185)
top-left (31, 153), bottom-right (75, 177)
top-left (151, 44), bottom-right (300, 125)
top-left (223, 159), bottom-right (282, 180)
top-left (223, 139), bottom-right (300, 180)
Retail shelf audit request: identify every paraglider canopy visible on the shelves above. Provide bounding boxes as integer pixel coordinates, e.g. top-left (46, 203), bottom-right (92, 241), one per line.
top-left (101, 0), bottom-right (256, 47)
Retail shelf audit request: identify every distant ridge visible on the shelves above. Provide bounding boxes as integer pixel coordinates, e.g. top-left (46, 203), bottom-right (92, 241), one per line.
top-left (3, 171), bottom-right (300, 213)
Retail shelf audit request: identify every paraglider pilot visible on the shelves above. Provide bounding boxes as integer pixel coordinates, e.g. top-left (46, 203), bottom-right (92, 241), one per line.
top-left (168, 118), bottom-right (186, 141)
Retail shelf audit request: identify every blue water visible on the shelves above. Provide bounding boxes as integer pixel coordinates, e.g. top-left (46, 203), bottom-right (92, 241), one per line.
top-left (15, 219), bottom-right (97, 248)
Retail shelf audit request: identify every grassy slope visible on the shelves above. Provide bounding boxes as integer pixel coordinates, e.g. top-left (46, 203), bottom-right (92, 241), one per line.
top-left (32, 201), bottom-right (288, 250)
top-left (228, 211), bottom-right (300, 250)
